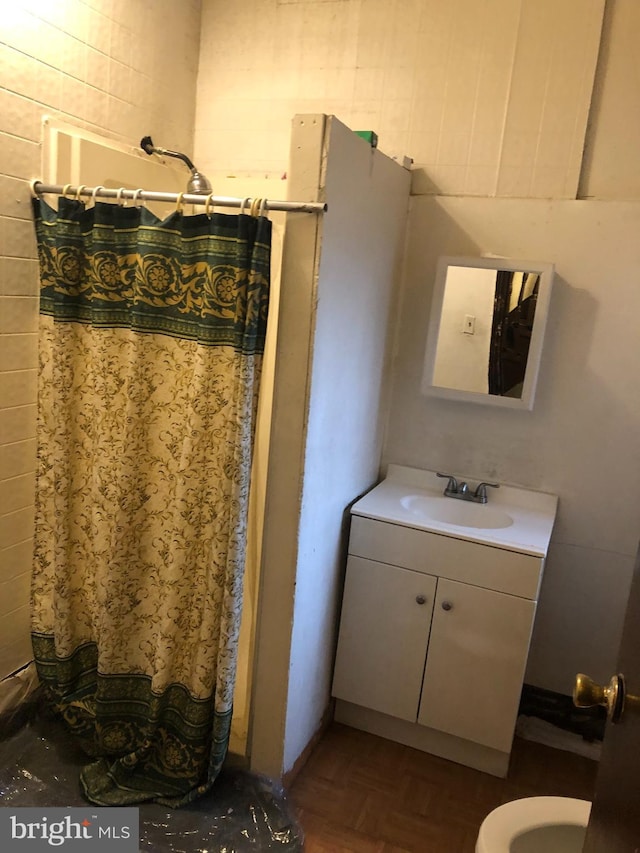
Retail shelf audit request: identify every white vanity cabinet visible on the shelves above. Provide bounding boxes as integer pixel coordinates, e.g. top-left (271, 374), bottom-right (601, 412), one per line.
top-left (332, 514), bottom-right (544, 777)
top-left (417, 577), bottom-right (535, 753)
top-left (332, 555), bottom-right (437, 722)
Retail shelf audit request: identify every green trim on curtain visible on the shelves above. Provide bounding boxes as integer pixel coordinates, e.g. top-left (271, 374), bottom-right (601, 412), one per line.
top-left (32, 198), bottom-right (270, 353)
top-left (30, 197), bottom-right (271, 807)
top-left (32, 633), bottom-right (229, 805)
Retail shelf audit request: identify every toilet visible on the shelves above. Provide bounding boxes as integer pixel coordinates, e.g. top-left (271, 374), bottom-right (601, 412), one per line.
top-left (476, 796), bottom-right (591, 852)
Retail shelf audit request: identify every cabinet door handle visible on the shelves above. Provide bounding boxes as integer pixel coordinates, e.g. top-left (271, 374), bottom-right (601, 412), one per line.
top-left (415, 595), bottom-right (427, 605)
top-left (441, 600), bottom-right (453, 611)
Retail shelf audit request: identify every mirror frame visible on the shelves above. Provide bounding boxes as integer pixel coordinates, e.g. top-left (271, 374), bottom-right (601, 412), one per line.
top-left (422, 255), bottom-right (554, 410)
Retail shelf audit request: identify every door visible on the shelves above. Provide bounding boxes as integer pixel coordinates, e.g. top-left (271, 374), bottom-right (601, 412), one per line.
top-left (418, 578), bottom-right (536, 752)
top-left (332, 556), bottom-right (436, 721)
top-left (582, 544), bottom-right (640, 852)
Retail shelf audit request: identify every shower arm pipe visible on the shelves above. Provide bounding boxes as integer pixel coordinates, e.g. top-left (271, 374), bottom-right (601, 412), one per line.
top-left (30, 181), bottom-right (327, 214)
top-left (145, 144), bottom-right (196, 172)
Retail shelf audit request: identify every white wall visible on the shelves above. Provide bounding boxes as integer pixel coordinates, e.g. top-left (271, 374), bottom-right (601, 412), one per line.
top-left (249, 116), bottom-right (410, 777)
top-left (283, 120), bottom-right (410, 772)
top-left (580, 0), bottom-right (640, 199)
top-left (0, 0), bottom-right (202, 684)
top-left (384, 196), bottom-right (640, 694)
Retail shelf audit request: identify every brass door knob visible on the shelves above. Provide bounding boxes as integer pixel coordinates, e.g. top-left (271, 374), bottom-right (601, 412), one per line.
top-left (573, 672), bottom-right (625, 723)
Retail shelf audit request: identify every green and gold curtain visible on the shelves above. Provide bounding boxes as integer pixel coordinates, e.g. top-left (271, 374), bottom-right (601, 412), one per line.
top-left (31, 197), bottom-right (270, 806)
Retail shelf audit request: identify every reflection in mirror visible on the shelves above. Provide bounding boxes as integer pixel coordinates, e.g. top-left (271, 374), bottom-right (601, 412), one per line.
top-left (422, 256), bottom-right (554, 410)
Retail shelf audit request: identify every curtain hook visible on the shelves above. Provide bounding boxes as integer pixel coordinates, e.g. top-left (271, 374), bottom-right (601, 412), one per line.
top-left (91, 185), bottom-right (105, 206)
top-left (259, 198), bottom-right (268, 217)
top-left (74, 184), bottom-right (86, 201)
top-left (132, 188), bottom-right (144, 208)
top-left (240, 197), bottom-right (250, 215)
top-left (29, 179), bottom-right (40, 198)
top-left (204, 193), bottom-right (214, 217)
top-left (116, 187), bottom-right (127, 206)
top-left (175, 192), bottom-right (185, 214)
top-left (250, 198), bottom-right (261, 217)
top-left (62, 184), bottom-right (73, 198)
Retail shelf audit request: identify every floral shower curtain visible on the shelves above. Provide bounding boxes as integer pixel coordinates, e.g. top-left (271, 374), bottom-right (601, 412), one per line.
top-left (30, 196), bottom-right (270, 806)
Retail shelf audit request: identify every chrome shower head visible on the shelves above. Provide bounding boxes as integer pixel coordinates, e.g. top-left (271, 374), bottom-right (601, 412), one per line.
top-left (140, 136), bottom-right (212, 195)
top-left (186, 170), bottom-right (212, 195)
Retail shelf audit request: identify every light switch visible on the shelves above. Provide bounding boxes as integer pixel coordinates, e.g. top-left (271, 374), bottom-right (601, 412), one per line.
top-left (463, 314), bottom-right (475, 335)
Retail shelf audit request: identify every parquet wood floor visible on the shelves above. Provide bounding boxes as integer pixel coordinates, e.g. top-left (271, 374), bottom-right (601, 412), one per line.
top-left (288, 723), bottom-right (598, 852)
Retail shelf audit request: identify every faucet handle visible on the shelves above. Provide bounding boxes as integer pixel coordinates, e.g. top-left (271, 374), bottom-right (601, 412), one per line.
top-left (474, 481), bottom-right (500, 503)
top-left (436, 472), bottom-right (459, 493)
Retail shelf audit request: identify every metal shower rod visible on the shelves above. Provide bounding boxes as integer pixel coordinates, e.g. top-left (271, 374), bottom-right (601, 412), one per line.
top-left (30, 181), bottom-right (327, 214)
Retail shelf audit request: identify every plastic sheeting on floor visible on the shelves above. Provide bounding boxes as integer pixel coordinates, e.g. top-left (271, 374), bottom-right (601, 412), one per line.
top-left (0, 708), bottom-right (303, 852)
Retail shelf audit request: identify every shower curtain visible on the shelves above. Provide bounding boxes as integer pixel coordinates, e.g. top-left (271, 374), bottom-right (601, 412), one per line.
top-left (30, 196), bottom-right (270, 806)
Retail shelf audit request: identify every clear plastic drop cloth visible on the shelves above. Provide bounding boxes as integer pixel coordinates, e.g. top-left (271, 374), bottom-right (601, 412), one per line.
top-left (0, 706), bottom-right (304, 852)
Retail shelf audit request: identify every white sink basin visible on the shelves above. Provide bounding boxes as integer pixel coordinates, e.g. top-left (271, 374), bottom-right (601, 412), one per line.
top-left (400, 494), bottom-right (514, 530)
top-left (351, 465), bottom-right (559, 556)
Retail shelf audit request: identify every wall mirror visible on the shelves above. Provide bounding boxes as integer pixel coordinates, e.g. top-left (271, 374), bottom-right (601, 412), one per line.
top-left (422, 256), bottom-right (554, 410)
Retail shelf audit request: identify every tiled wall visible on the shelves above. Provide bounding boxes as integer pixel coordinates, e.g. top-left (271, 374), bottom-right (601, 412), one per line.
top-left (195, 0), bottom-right (605, 198)
top-left (0, 0), bottom-right (201, 680)
top-left (580, 0), bottom-right (640, 198)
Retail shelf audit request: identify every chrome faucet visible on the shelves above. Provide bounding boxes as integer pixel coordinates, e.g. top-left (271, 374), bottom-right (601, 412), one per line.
top-left (436, 472), bottom-right (499, 504)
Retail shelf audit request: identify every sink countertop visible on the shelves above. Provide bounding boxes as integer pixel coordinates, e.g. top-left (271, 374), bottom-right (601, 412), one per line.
top-left (351, 465), bottom-right (558, 557)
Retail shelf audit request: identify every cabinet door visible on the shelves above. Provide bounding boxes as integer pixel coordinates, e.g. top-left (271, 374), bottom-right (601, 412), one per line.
top-left (332, 556), bottom-right (437, 722)
top-left (418, 578), bottom-right (536, 752)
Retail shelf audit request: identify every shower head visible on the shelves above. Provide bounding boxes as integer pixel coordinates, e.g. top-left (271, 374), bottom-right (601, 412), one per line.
top-left (186, 170), bottom-right (212, 195)
top-left (140, 135), bottom-right (212, 195)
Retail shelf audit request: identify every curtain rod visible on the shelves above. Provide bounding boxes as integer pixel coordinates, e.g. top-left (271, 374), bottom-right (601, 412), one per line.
top-left (30, 181), bottom-right (327, 214)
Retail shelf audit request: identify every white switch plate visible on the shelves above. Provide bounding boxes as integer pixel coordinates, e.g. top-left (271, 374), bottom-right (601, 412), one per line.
top-left (463, 314), bottom-right (475, 334)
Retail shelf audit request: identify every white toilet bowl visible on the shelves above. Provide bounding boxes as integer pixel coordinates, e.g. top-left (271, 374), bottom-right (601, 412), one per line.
top-left (476, 796), bottom-right (591, 853)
